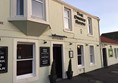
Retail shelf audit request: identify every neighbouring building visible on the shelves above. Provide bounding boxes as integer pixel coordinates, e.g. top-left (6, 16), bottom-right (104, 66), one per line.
top-left (101, 35), bottom-right (118, 67)
top-left (101, 31), bottom-right (118, 41)
top-left (0, 0), bottom-right (101, 83)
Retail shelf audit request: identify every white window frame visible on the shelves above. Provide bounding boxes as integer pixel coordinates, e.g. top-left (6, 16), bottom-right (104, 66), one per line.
top-left (17, 43), bottom-right (34, 79)
top-left (64, 7), bottom-right (72, 31)
top-left (13, 39), bottom-right (39, 83)
top-left (31, 0), bottom-right (46, 20)
top-left (89, 45), bottom-right (95, 64)
top-left (114, 48), bottom-right (118, 59)
top-left (88, 17), bottom-right (93, 35)
top-left (17, 0), bottom-right (24, 15)
top-left (77, 45), bottom-right (84, 67)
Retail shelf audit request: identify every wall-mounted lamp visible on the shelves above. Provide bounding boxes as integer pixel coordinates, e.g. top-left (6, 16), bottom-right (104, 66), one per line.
top-left (43, 40), bottom-right (47, 44)
top-left (110, 45), bottom-right (112, 48)
top-left (97, 44), bottom-right (99, 47)
top-left (85, 43), bottom-right (88, 46)
top-left (69, 42), bottom-right (72, 45)
top-left (69, 50), bottom-right (73, 58)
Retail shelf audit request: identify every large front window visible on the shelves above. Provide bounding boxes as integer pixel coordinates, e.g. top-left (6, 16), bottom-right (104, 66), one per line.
top-left (32, 0), bottom-right (45, 19)
top-left (64, 8), bottom-right (72, 31)
top-left (14, 39), bottom-right (39, 82)
top-left (17, 43), bottom-right (34, 76)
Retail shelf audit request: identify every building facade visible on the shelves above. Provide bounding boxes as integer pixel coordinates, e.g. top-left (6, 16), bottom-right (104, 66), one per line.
top-left (0, 0), bottom-right (101, 83)
top-left (101, 36), bottom-right (118, 67)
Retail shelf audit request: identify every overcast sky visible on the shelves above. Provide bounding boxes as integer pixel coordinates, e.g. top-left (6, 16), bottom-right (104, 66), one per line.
top-left (64, 0), bottom-right (118, 34)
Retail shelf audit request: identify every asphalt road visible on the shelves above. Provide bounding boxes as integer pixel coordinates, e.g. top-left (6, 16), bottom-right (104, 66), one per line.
top-left (57, 64), bottom-right (118, 83)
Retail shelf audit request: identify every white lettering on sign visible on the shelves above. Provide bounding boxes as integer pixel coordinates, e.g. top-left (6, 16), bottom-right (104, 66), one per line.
top-left (0, 64), bottom-right (2, 67)
top-left (0, 51), bottom-right (4, 55)
top-left (0, 67), bottom-right (5, 70)
top-left (42, 60), bottom-right (48, 64)
top-left (0, 60), bottom-right (5, 62)
top-left (43, 49), bottom-right (47, 52)
top-left (0, 56), bottom-right (4, 59)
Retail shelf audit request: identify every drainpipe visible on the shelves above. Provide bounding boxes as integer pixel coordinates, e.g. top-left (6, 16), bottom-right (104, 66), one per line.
top-left (98, 18), bottom-right (103, 68)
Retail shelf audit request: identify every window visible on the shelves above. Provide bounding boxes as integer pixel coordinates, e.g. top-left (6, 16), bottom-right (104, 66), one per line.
top-left (17, 43), bottom-right (34, 77)
top-left (17, 0), bottom-right (24, 15)
top-left (77, 45), bottom-right (84, 66)
top-left (89, 46), bottom-right (95, 64)
top-left (17, 43), bottom-right (34, 76)
top-left (88, 17), bottom-right (93, 35)
top-left (14, 39), bottom-right (39, 82)
top-left (114, 48), bottom-right (118, 59)
top-left (32, 0), bottom-right (45, 19)
top-left (64, 8), bottom-right (72, 31)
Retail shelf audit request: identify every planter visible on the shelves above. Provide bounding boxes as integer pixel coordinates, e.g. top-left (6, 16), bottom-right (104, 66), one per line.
top-left (66, 71), bottom-right (73, 79)
top-left (66, 59), bottom-right (73, 79)
top-left (49, 61), bottom-right (57, 83)
top-left (49, 75), bottom-right (57, 83)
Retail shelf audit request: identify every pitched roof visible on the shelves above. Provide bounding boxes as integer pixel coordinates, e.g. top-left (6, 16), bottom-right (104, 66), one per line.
top-left (101, 31), bottom-right (118, 41)
top-left (101, 36), bottom-right (118, 44)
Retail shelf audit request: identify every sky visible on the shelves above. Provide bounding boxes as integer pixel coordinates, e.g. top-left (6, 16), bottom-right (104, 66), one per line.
top-left (64, 0), bottom-right (118, 34)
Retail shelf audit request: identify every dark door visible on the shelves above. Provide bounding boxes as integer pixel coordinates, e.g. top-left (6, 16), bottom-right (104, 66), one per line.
top-left (53, 44), bottom-right (62, 78)
top-left (102, 48), bottom-right (108, 67)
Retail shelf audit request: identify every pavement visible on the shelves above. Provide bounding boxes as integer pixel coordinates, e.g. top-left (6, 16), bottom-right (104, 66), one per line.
top-left (57, 64), bottom-right (118, 83)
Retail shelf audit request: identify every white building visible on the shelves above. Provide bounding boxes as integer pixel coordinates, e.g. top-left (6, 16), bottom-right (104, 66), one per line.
top-left (101, 36), bottom-right (118, 67)
top-left (0, 0), bottom-right (101, 83)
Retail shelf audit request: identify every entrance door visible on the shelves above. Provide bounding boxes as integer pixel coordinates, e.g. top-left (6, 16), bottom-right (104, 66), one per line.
top-left (53, 44), bottom-right (62, 78)
top-left (102, 48), bottom-right (108, 67)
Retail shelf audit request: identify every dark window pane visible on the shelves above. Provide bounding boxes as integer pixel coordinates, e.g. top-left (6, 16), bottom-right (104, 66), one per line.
top-left (78, 56), bottom-right (81, 65)
top-left (17, 60), bottom-right (32, 76)
top-left (17, 0), bottom-right (24, 15)
top-left (77, 46), bottom-right (81, 54)
top-left (17, 44), bottom-right (33, 59)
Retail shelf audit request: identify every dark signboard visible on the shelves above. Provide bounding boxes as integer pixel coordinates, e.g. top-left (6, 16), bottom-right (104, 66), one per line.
top-left (0, 47), bottom-right (8, 73)
top-left (74, 12), bottom-right (86, 26)
top-left (40, 47), bottom-right (50, 67)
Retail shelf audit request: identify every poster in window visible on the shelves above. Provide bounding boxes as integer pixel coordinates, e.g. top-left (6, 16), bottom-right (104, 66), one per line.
top-left (109, 48), bottom-right (113, 57)
top-left (40, 47), bottom-right (50, 67)
top-left (0, 47), bottom-right (8, 73)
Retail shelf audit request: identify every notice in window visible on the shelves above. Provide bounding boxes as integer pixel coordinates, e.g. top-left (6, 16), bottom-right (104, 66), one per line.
top-left (0, 47), bottom-right (8, 73)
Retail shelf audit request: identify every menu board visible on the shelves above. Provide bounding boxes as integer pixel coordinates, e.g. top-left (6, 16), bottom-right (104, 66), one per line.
top-left (40, 47), bottom-right (50, 67)
top-left (0, 47), bottom-right (8, 73)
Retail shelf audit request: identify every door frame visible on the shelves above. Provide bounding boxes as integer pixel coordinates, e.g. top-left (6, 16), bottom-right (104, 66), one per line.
top-left (51, 42), bottom-right (65, 78)
top-left (102, 48), bottom-right (108, 67)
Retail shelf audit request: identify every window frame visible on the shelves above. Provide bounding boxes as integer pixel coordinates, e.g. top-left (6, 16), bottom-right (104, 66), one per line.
top-left (32, 0), bottom-right (46, 20)
top-left (64, 7), bottom-right (72, 31)
top-left (88, 17), bottom-right (93, 35)
top-left (114, 48), bottom-right (118, 59)
top-left (17, 43), bottom-right (34, 77)
top-left (77, 45), bottom-right (84, 67)
top-left (89, 45), bottom-right (95, 64)
top-left (13, 39), bottom-right (39, 83)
